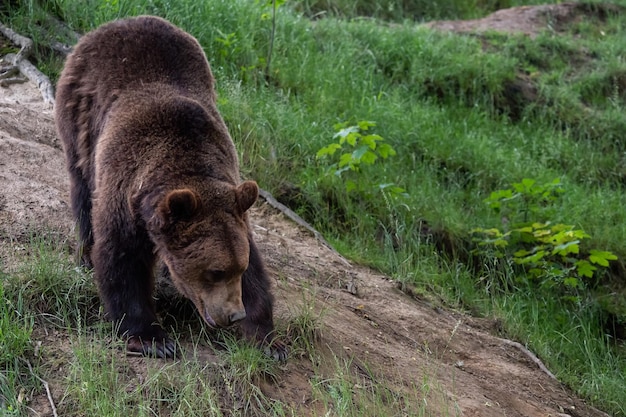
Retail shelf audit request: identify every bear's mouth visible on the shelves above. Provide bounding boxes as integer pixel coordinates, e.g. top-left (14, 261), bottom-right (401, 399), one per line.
top-left (204, 312), bottom-right (216, 327)
top-left (196, 299), bottom-right (217, 327)
top-left (203, 307), bottom-right (217, 328)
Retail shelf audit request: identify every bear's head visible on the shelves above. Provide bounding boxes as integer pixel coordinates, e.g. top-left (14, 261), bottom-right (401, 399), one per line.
top-left (146, 180), bottom-right (259, 328)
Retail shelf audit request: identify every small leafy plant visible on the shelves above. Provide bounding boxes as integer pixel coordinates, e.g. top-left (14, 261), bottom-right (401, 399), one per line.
top-left (316, 120), bottom-right (405, 196)
top-left (472, 178), bottom-right (617, 294)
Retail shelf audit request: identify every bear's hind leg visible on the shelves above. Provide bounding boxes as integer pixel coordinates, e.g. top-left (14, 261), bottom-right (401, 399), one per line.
top-left (240, 238), bottom-right (287, 361)
top-left (67, 168), bottom-right (94, 268)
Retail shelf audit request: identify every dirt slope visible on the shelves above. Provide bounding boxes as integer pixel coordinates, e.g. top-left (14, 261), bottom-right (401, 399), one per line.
top-left (0, 5), bottom-right (615, 415)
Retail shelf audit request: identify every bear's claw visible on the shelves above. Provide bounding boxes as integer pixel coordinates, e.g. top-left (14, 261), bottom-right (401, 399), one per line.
top-left (264, 340), bottom-right (289, 362)
top-left (127, 335), bottom-right (178, 359)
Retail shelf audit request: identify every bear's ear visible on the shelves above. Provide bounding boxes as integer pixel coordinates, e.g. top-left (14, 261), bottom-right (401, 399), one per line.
top-left (159, 188), bottom-right (201, 224)
top-left (236, 181), bottom-right (259, 213)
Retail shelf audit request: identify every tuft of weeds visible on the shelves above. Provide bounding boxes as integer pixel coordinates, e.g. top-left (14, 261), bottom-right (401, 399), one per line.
top-left (211, 332), bottom-right (284, 417)
top-left (5, 237), bottom-right (99, 330)
top-left (285, 287), bottom-right (325, 363)
top-left (0, 278), bottom-right (37, 416)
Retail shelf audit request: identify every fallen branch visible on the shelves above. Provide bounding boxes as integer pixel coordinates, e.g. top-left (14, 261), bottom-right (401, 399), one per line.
top-left (496, 336), bottom-right (557, 380)
top-left (25, 360), bottom-right (59, 417)
top-left (0, 21), bottom-right (55, 105)
top-left (0, 20), bottom-right (32, 62)
top-left (4, 53), bottom-right (55, 103)
top-left (258, 188), bottom-right (351, 267)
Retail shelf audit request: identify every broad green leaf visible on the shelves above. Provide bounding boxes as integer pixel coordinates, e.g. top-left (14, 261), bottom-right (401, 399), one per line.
top-left (589, 250), bottom-right (618, 267)
top-left (532, 222), bottom-right (549, 229)
top-left (333, 126), bottom-right (359, 141)
top-left (338, 153), bottom-right (354, 168)
top-left (563, 277), bottom-right (580, 288)
top-left (493, 238), bottom-right (509, 248)
top-left (345, 180), bottom-right (357, 193)
top-left (334, 166), bottom-right (351, 176)
top-left (515, 250), bottom-right (546, 264)
top-left (513, 178), bottom-right (536, 193)
top-left (333, 121), bottom-right (349, 131)
top-left (351, 146), bottom-right (370, 163)
top-left (472, 228), bottom-right (503, 237)
top-left (360, 150), bottom-right (377, 165)
top-left (575, 260), bottom-right (596, 278)
top-left (361, 135), bottom-right (377, 150)
top-left (552, 240), bottom-right (580, 256)
top-left (550, 223), bottom-right (572, 232)
top-left (533, 229), bottom-right (552, 238)
top-left (486, 189), bottom-right (513, 202)
top-left (377, 143), bottom-right (397, 158)
top-left (316, 143), bottom-right (341, 158)
top-left (360, 134), bottom-right (384, 150)
top-left (345, 132), bottom-right (359, 146)
top-left (357, 120), bottom-right (376, 131)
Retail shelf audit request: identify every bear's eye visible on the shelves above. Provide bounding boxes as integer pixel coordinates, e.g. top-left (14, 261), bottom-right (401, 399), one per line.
top-left (209, 270), bottom-right (226, 281)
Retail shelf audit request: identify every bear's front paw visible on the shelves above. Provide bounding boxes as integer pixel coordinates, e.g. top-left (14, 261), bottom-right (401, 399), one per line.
top-left (264, 339), bottom-right (288, 362)
top-left (126, 335), bottom-right (178, 359)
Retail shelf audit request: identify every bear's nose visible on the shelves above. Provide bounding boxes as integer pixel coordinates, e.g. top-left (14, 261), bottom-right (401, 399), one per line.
top-left (229, 309), bottom-right (247, 324)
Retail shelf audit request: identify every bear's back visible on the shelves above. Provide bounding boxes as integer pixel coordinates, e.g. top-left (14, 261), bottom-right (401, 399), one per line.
top-left (60, 16), bottom-right (214, 104)
top-left (55, 16), bottom-right (224, 179)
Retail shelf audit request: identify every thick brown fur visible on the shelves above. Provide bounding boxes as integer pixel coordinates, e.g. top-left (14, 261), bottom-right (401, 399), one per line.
top-left (55, 16), bottom-right (285, 360)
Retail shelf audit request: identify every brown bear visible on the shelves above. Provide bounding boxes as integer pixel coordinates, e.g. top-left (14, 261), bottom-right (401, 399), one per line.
top-left (55, 15), bottom-right (286, 360)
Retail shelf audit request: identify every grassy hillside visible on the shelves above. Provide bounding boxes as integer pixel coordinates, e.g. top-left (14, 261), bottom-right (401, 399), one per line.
top-left (1, 0), bottom-right (625, 415)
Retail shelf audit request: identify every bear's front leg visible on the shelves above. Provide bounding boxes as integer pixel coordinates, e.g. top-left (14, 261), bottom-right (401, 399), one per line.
top-left (91, 226), bottom-right (176, 358)
top-left (240, 238), bottom-right (288, 361)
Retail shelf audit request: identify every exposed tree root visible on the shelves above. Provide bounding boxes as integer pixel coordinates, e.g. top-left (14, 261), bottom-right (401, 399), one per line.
top-left (0, 21), bottom-right (55, 105)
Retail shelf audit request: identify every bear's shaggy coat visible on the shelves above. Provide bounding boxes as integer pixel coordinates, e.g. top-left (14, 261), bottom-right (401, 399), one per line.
top-left (55, 15), bottom-right (285, 359)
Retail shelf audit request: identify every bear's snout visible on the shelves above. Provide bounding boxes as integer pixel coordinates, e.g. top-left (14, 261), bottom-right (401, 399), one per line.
top-left (229, 309), bottom-right (247, 325)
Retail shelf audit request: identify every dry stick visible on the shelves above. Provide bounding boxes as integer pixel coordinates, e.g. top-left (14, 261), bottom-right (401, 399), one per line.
top-left (4, 53), bottom-right (55, 104)
top-left (495, 336), bottom-right (557, 381)
top-left (258, 188), bottom-right (352, 267)
top-left (25, 360), bottom-right (59, 417)
top-left (0, 21), bottom-right (55, 105)
top-left (0, 21), bottom-right (32, 62)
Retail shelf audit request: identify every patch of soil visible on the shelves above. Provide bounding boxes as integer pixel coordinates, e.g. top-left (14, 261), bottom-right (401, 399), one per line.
top-left (0, 5), bottom-right (616, 414)
top-left (424, 2), bottom-right (621, 37)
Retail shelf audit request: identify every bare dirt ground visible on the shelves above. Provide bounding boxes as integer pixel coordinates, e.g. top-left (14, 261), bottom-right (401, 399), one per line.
top-left (0, 4), bottom-right (616, 416)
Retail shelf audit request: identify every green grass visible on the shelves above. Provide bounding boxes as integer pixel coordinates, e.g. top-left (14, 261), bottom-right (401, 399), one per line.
top-left (1, 0), bottom-right (626, 415)
top-left (0, 273), bottom-right (35, 416)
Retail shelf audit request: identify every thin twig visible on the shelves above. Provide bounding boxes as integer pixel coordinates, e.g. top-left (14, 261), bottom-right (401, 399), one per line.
top-left (25, 360), bottom-right (59, 417)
